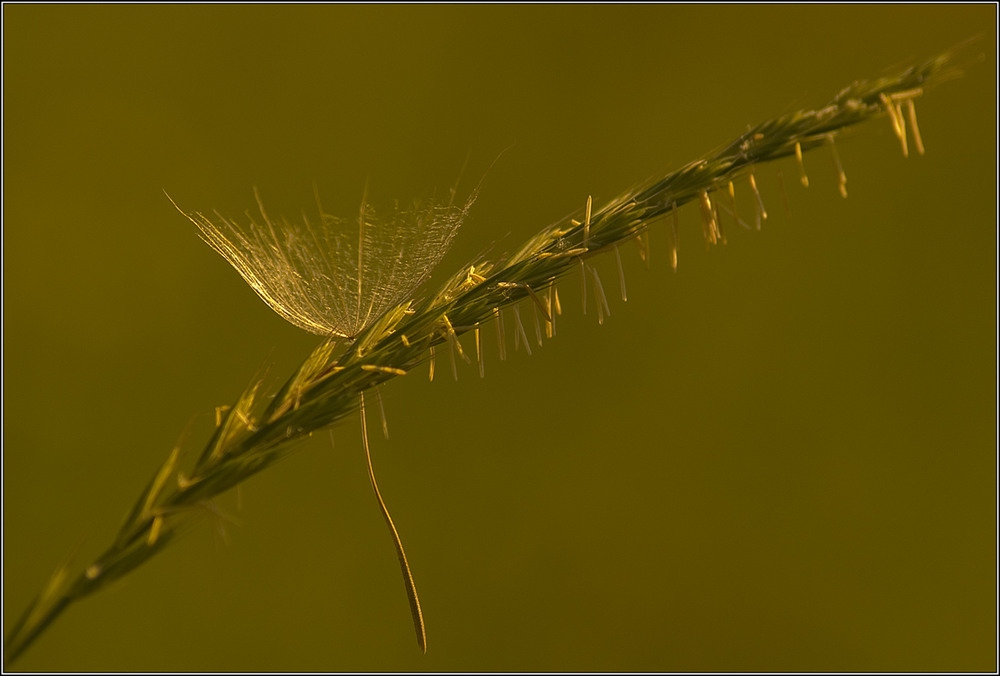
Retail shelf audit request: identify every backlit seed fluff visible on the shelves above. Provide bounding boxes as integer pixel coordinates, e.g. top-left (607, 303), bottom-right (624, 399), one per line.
top-left (173, 189), bottom-right (476, 338)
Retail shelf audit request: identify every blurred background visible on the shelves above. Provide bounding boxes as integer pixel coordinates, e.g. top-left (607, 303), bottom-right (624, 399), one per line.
top-left (3, 5), bottom-right (995, 672)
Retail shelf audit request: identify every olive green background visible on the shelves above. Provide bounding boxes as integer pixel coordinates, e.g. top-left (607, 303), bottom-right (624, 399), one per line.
top-left (3, 5), bottom-right (995, 672)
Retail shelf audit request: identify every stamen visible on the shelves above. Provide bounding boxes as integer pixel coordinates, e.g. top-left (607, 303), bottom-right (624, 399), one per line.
top-left (880, 92), bottom-right (908, 157)
top-left (904, 98), bottom-right (925, 155)
top-left (583, 195), bottom-right (593, 250)
top-left (880, 92), bottom-right (904, 137)
top-left (475, 325), bottom-right (484, 377)
top-left (523, 285), bottom-right (552, 323)
top-left (531, 296), bottom-right (543, 347)
top-left (827, 134), bottom-right (848, 198)
top-left (512, 305), bottom-right (532, 356)
top-left (590, 270), bottom-right (604, 325)
top-left (712, 192), bottom-right (726, 244)
top-left (428, 345), bottom-right (435, 382)
top-left (795, 141), bottom-right (809, 187)
top-left (614, 245), bottom-right (627, 301)
top-left (465, 264), bottom-right (487, 287)
top-left (375, 386), bottom-right (389, 439)
top-left (590, 265), bottom-right (611, 325)
top-left (670, 201), bottom-right (679, 271)
top-left (449, 335), bottom-right (458, 381)
top-left (579, 257), bottom-right (587, 315)
top-left (634, 230), bottom-right (650, 267)
top-left (699, 191), bottom-right (719, 245)
top-left (494, 307), bottom-right (506, 361)
top-left (441, 314), bottom-right (470, 364)
top-left (546, 281), bottom-right (556, 338)
top-left (895, 101), bottom-right (909, 158)
top-left (727, 181), bottom-right (747, 230)
top-left (748, 171), bottom-right (767, 227)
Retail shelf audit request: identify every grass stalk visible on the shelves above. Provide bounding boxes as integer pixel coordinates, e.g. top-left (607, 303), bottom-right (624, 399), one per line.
top-left (3, 46), bottom-right (962, 667)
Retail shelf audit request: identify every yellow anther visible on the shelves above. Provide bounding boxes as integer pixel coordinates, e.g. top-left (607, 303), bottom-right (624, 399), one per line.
top-left (795, 142), bottom-right (809, 187)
